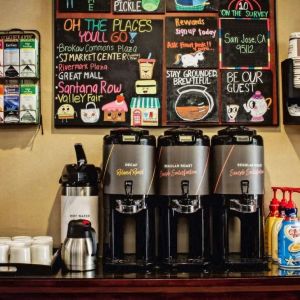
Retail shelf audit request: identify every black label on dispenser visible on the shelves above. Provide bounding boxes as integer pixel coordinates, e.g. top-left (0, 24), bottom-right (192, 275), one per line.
top-left (158, 146), bottom-right (210, 196)
top-left (103, 144), bottom-right (155, 195)
top-left (212, 145), bottom-right (264, 195)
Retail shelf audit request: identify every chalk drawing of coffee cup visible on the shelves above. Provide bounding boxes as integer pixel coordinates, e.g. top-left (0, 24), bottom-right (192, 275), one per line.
top-left (175, 0), bottom-right (208, 11)
top-left (142, 0), bottom-right (161, 11)
top-left (243, 91), bottom-right (272, 122)
top-left (175, 85), bottom-right (214, 121)
top-left (226, 104), bottom-right (239, 122)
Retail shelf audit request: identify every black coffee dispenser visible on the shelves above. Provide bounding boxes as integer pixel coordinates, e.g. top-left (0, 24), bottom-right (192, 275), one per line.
top-left (102, 128), bottom-right (156, 271)
top-left (157, 128), bottom-right (210, 270)
top-left (211, 126), bottom-right (266, 270)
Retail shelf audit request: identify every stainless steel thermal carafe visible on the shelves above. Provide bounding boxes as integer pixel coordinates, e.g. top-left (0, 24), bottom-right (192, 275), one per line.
top-left (61, 219), bottom-right (97, 272)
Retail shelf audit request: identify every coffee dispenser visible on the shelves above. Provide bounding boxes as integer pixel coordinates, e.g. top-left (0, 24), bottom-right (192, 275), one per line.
top-left (211, 126), bottom-right (266, 270)
top-left (157, 128), bottom-right (210, 270)
top-left (60, 144), bottom-right (100, 246)
top-left (102, 128), bottom-right (156, 270)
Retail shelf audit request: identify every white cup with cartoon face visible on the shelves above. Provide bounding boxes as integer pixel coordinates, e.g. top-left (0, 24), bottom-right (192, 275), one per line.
top-left (226, 104), bottom-right (239, 122)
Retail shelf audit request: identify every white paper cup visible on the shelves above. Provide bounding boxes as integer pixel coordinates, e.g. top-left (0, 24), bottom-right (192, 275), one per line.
top-left (10, 246), bottom-right (31, 264)
top-left (288, 32), bottom-right (300, 59)
top-left (0, 244), bottom-right (9, 263)
top-left (8, 241), bottom-right (26, 247)
top-left (32, 236), bottom-right (53, 256)
top-left (31, 244), bottom-right (51, 265)
top-left (0, 237), bottom-right (11, 241)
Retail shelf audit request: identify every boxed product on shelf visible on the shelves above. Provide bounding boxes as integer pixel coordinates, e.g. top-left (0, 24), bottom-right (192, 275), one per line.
top-left (20, 39), bottom-right (38, 77)
top-left (4, 40), bottom-right (19, 78)
top-left (0, 39), bottom-right (3, 77)
top-left (0, 84), bottom-right (3, 123)
top-left (20, 84), bottom-right (39, 123)
top-left (4, 84), bottom-right (19, 123)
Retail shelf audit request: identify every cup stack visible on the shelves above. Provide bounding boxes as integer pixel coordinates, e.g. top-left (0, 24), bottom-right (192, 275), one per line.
top-left (0, 235), bottom-right (53, 266)
top-left (288, 32), bottom-right (300, 89)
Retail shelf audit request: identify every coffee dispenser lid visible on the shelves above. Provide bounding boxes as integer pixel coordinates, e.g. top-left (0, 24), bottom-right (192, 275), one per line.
top-left (60, 144), bottom-right (100, 186)
top-left (217, 126), bottom-right (256, 136)
top-left (109, 128), bottom-right (149, 137)
top-left (67, 219), bottom-right (94, 239)
top-left (164, 127), bottom-right (203, 137)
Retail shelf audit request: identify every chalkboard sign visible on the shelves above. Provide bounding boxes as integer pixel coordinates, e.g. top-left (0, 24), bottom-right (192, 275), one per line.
top-left (166, 17), bottom-right (218, 69)
top-left (221, 70), bottom-right (273, 123)
top-left (167, 69), bottom-right (218, 123)
top-left (55, 0), bottom-right (278, 127)
top-left (59, 0), bottom-right (111, 12)
top-left (219, 0), bottom-right (270, 18)
top-left (166, 0), bottom-right (219, 12)
top-left (55, 18), bottom-right (163, 127)
top-left (113, 0), bottom-right (165, 13)
top-left (220, 18), bottom-right (270, 69)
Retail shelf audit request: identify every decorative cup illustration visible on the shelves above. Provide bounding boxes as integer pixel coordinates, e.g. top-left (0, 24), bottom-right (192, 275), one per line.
top-left (142, 0), bottom-right (161, 11)
top-left (226, 104), bottom-right (239, 122)
top-left (138, 54), bottom-right (156, 79)
top-left (175, 85), bottom-right (214, 121)
top-left (175, 0), bottom-right (208, 11)
top-left (243, 91), bottom-right (272, 122)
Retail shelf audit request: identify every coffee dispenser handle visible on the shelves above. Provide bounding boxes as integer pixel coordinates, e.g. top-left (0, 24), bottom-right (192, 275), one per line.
top-left (125, 180), bottom-right (133, 197)
top-left (74, 143), bottom-right (87, 167)
top-left (90, 227), bottom-right (97, 255)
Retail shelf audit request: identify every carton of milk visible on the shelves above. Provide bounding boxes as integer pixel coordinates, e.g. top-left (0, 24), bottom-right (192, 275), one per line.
top-left (20, 84), bottom-right (39, 123)
top-left (20, 39), bottom-right (37, 77)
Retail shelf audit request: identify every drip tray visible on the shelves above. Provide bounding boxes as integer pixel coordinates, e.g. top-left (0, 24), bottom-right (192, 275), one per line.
top-left (221, 253), bottom-right (268, 272)
top-left (160, 254), bottom-right (210, 271)
top-left (104, 254), bottom-right (155, 272)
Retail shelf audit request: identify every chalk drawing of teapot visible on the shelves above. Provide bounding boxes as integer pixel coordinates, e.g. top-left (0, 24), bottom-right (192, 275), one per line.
top-left (243, 91), bottom-right (272, 122)
top-left (175, 85), bottom-right (214, 121)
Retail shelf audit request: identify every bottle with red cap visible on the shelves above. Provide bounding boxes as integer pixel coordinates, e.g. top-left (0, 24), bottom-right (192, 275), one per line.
top-left (278, 193), bottom-right (300, 270)
top-left (271, 188), bottom-right (288, 262)
top-left (265, 187), bottom-right (280, 258)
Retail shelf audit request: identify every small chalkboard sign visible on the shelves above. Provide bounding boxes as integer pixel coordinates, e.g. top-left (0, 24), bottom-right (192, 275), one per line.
top-left (219, 0), bottom-right (270, 18)
top-left (220, 18), bottom-right (270, 69)
top-left (166, 0), bottom-right (219, 12)
top-left (166, 17), bottom-right (218, 69)
top-left (167, 69), bottom-right (218, 123)
top-left (113, 0), bottom-right (165, 14)
top-left (54, 18), bottom-right (163, 127)
top-left (221, 70), bottom-right (273, 124)
top-left (59, 0), bottom-right (110, 12)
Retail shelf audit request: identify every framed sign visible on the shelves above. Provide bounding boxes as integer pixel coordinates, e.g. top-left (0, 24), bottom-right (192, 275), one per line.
top-left (54, 0), bottom-right (278, 127)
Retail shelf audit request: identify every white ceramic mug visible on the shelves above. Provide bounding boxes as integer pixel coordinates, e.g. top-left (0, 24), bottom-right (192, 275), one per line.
top-left (32, 236), bottom-right (53, 256)
top-left (31, 244), bottom-right (51, 265)
top-left (0, 244), bottom-right (9, 263)
top-left (10, 246), bottom-right (31, 264)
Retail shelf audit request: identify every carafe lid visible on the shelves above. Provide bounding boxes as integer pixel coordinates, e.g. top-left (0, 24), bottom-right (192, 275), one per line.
top-left (67, 219), bottom-right (94, 239)
top-left (60, 144), bottom-right (100, 186)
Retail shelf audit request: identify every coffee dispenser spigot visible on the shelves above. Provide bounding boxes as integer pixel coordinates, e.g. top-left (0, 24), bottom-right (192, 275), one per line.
top-left (171, 180), bottom-right (201, 214)
top-left (230, 180), bottom-right (258, 214)
top-left (116, 180), bottom-right (146, 214)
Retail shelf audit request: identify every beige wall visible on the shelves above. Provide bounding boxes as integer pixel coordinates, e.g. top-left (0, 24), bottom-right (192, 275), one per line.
top-left (0, 0), bottom-right (300, 249)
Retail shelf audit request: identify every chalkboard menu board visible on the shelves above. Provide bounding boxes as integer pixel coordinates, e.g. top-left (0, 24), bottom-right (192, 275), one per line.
top-left (59, 0), bottom-right (110, 12)
top-left (166, 17), bottom-right (218, 69)
top-left (219, 18), bottom-right (270, 69)
top-left (167, 69), bottom-right (218, 123)
top-left (55, 0), bottom-right (278, 127)
top-left (55, 18), bottom-right (163, 127)
top-left (113, 0), bottom-right (165, 13)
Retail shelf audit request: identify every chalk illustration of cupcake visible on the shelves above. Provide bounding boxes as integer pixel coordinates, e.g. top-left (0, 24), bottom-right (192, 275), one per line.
top-left (102, 93), bottom-right (128, 122)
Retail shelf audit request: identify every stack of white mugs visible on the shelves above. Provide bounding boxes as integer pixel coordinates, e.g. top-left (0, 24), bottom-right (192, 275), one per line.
top-left (0, 236), bottom-right (53, 267)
